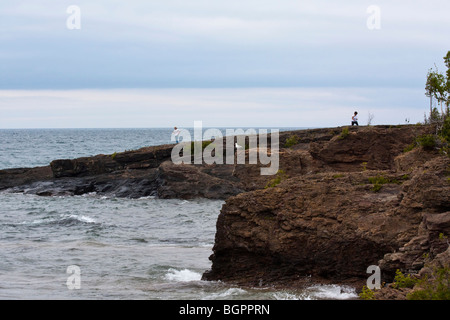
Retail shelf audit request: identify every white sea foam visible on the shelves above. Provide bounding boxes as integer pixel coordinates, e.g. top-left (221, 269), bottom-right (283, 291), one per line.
top-left (164, 268), bottom-right (202, 282)
top-left (62, 214), bottom-right (96, 223)
top-left (28, 218), bottom-right (55, 225)
top-left (306, 284), bottom-right (358, 300)
top-left (273, 291), bottom-right (312, 300)
top-left (136, 195), bottom-right (156, 200)
top-left (22, 214), bottom-right (96, 225)
top-left (201, 288), bottom-right (248, 300)
top-left (81, 192), bottom-right (97, 197)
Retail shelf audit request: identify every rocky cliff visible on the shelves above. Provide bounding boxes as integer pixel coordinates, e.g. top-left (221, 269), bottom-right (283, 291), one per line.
top-left (201, 125), bottom-right (450, 297)
top-left (1, 125), bottom-right (449, 297)
top-left (0, 143), bottom-right (245, 199)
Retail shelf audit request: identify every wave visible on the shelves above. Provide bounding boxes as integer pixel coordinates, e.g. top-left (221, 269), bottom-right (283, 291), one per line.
top-left (304, 284), bottom-right (358, 300)
top-left (164, 268), bottom-right (202, 282)
top-left (201, 288), bottom-right (248, 300)
top-left (272, 291), bottom-right (311, 300)
top-left (63, 214), bottom-right (96, 224)
top-left (17, 214), bottom-right (97, 227)
top-left (271, 285), bottom-right (357, 300)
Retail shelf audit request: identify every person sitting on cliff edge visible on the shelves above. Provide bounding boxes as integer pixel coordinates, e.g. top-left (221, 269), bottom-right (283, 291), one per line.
top-left (351, 111), bottom-right (359, 126)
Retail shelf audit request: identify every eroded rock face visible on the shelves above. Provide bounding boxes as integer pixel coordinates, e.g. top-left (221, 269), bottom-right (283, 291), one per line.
top-left (309, 125), bottom-right (427, 171)
top-left (156, 161), bottom-right (243, 199)
top-left (378, 157), bottom-right (450, 278)
top-left (50, 145), bottom-right (174, 178)
top-left (203, 126), bottom-right (450, 287)
top-left (0, 166), bottom-right (53, 191)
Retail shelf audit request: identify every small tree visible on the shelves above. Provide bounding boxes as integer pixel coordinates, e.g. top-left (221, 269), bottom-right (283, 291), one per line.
top-left (426, 68), bottom-right (437, 115)
top-left (435, 71), bottom-right (447, 115)
top-left (425, 51), bottom-right (450, 120)
top-left (444, 51), bottom-right (450, 115)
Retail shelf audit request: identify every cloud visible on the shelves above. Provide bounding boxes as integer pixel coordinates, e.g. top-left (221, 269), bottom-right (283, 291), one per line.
top-left (0, 1), bottom-right (447, 129)
top-left (0, 1), bottom-right (449, 89)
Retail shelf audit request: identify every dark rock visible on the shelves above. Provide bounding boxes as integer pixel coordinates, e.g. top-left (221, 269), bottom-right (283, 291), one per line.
top-left (202, 125), bottom-right (450, 292)
top-left (156, 161), bottom-right (243, 199)
top-left (0, 166), bottom-right (53, 190)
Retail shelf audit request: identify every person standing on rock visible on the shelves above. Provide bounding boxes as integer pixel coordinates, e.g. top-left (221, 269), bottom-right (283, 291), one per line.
top-left (172, 127), bottom-right (181, 143)
top-left (351, 112), bottom-right (359, 126)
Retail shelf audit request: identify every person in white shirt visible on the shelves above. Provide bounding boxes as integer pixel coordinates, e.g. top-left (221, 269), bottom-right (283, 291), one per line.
top-left (351, 112), bottom-right (359, 126)
top-left (172, 127), bottom-right (181, 143)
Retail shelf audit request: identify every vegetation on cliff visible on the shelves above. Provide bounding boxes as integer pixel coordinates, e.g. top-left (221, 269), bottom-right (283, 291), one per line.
top-left (425, 50), bottom-right (450, 119)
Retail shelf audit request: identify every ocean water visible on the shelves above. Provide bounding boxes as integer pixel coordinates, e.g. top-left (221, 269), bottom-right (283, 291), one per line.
top-left (0, 128), bottom-right (358, 300)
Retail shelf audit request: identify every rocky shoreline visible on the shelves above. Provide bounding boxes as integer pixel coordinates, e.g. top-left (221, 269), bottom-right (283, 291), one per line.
top-left (0, 127), bottom-right (334, 199)
top-left (202, 124), bottom-right (450, 299)
top-left (1, 124), bottom-right (449, 299)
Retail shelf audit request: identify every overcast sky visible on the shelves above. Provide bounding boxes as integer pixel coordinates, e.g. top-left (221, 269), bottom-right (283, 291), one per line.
top-left (1, 0), bottom-right (449, 128)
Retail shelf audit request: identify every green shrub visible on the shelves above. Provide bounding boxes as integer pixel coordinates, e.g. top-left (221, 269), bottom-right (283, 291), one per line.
top-left (440, 117), bottom-right (450, 142)
top-left (404, 133), bottom-right (440, 153)
top-left (403, 143), bottom-right (415, 153)
top-left (361, 162), bottom-right (368, 171)
top-left (359, 286), bottom-right (375, 300)
top-left (393, 270), bottom-right (418, 289)
top-left (265, 169), bottom-right (288, 188)
top-left (371, 184), bottom-right (382, 192)
top-left (284, 135), bottom-right (300, 148)
top-left (368, 175), bottom-right (391, 192)
top-left (429, 107), bottom-right (442, 124)
top-left (438, 118), bottom-right (450, 157)
top-left (407, 267), bottom-right (450, 300)
top-left (416, 134), bottom-right (436, 150)
top-left (368, 175), bottom-right (389, 185)
top-left (339, 127), bottom-right (350, 139)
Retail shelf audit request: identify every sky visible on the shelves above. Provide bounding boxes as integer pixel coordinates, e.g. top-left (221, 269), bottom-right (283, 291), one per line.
top-left (0, 0), bottom-right (449, 128)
